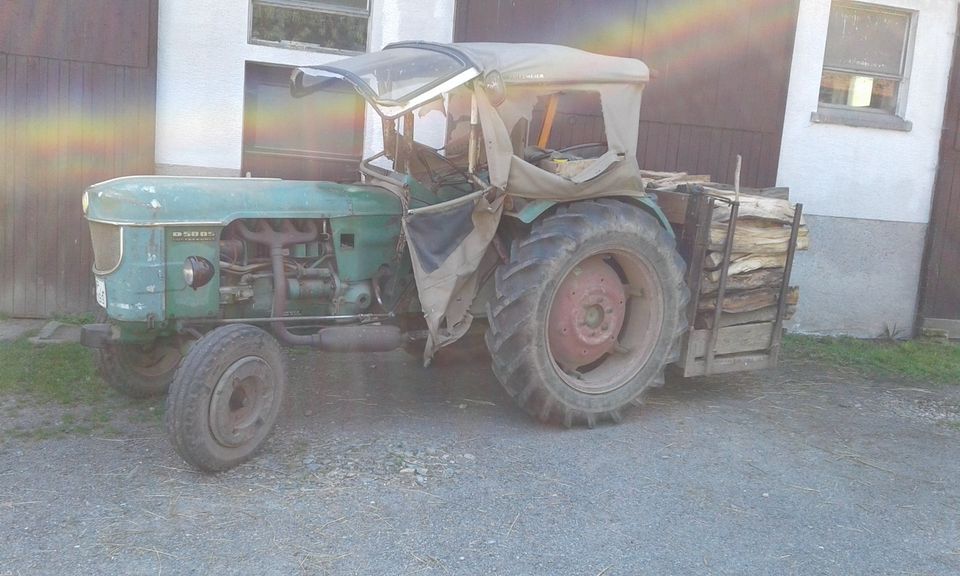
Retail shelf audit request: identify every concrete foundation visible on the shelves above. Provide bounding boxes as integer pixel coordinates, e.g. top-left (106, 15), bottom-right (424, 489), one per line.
top-left (788, 214), bottom-right (925, 338)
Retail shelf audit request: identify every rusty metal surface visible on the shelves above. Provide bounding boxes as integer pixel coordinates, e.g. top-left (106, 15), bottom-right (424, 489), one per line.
top-left (547, 256), bottom-right (626, 370)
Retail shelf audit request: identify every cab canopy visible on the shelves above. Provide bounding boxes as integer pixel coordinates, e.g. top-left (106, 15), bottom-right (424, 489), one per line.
top-left (294, 42), bottom-right (649, 196)
top-left (295, 43), bottom-right (652, 361)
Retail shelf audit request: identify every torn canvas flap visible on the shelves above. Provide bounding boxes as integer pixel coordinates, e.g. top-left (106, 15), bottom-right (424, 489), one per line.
top-left (404, 189), bottom-right (505, 364)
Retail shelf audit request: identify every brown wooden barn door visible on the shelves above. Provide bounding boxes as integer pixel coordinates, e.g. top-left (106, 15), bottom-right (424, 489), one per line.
top-left (453, 0), bottom-right (800, 188)
top-left (0, 0), bottom-right (157, 317)
top-left (919, 10), bottom-right (960, 336)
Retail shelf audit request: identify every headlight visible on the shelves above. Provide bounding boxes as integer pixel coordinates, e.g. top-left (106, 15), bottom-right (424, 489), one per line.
top-left (182, 256), bottom-right (214, 289)
top-left (81, 190), bottom-right (89, 214)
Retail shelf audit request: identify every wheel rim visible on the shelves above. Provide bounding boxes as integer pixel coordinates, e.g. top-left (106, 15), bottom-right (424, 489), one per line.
top-left (208, 356), bottom-right (277, 448)
top-left (546, 251), bottom-right (665, 394)
top-left (122, 344), bottom-right (182, 378)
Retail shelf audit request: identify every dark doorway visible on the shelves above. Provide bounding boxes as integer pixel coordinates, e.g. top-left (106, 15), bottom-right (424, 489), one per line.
top-left (242, 62), bottom-right (364, 182)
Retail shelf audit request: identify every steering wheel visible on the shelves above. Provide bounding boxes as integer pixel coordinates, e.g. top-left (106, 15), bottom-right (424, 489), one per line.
top-left (411, 142), bottom-right (473, 192)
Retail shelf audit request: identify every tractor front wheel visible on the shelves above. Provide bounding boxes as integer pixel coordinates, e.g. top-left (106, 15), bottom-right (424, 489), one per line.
top-left (96, 340), bottom-right (182, 399)
top-left (485, 199), bottom-right (688, 427)
top-left (165, 324), bottom-right (287, 472)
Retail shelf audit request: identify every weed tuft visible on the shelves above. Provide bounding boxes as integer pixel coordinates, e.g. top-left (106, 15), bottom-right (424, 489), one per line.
top-left (51, 312), bottom-right (96, 326)
top-left (784, 334), bottom-right (960, 386)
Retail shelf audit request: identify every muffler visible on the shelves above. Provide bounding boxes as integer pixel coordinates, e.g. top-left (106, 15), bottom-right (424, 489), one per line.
top-left (315, 325), bottom-right (405, 352)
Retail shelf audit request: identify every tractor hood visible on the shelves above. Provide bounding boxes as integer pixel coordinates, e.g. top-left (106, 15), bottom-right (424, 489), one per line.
top-left (84, 176), bottom-right (402, 225)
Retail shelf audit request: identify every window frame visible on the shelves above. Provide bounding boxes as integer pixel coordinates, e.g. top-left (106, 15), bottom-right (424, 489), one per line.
top-left (812, 1), bottom-right (917, 131)
top-left (248, 0), bottom-right (372, 55)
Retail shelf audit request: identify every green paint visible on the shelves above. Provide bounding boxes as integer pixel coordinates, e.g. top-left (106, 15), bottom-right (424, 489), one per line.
top-left (86, 176), bottom-right (401, 225)
top-left (164, 227), bottom-right (221, 320)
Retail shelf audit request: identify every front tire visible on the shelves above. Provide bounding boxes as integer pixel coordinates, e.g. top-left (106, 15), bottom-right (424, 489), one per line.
top-left (165, 324), bottom-right (287, 472)
top-left (96, 340), bottom-right (182, 398)
top-left (485, 199), bottom-right (688, 427)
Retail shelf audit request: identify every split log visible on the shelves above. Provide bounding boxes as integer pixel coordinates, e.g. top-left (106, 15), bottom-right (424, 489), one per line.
top-left (699, 286), bottom-right (799, 315)
top-left (700, 268), bottom-right (784, 294)
top-left (641, 170), bottom-right (712, 186)
top-left (708, 221), bottom-right (810, 253)
top-left (697, 304), bottom-right (797, 329)
top-left (647, 183), bottom-right (803, 226)
top-left (706, 189), bottom-right (805, 225)
top-left (704, 253), bottom-right (788, 282)
top-left (693, 182), bottom-right (790, 199)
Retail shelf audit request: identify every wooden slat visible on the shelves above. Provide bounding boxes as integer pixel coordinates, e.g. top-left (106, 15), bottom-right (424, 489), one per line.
top-left (677, 352), bottom-right (774, 378)
top-left (39, 58), bottom-right (59, 314)
top-left (12, 56), bottom-right (30, 315)
top-left (698, 304), bottom-right (796, 330)
top-left (0, 54), bottom-right (11, 313)
top-left (64, 59), bottom-right (86, 313)
top-left (686, 324), bottom-right (774, 359)
top-left (0, 0), bottom-right (150, 68)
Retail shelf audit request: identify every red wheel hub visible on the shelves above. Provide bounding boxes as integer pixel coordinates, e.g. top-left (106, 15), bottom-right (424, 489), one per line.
top-left (548, 256), bottom-right (627, 370)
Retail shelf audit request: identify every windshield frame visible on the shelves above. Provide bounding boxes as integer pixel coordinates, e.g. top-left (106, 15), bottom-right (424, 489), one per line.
top-left (294, 43), bottom-right (481, 120)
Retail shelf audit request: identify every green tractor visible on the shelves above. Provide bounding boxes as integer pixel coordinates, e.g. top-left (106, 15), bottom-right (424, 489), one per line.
top-left (80, 42), bottom-right (688, 472)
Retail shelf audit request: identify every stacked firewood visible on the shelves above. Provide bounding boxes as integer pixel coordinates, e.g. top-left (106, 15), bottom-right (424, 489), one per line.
top-left (642, 171), bottom-right (809, 330)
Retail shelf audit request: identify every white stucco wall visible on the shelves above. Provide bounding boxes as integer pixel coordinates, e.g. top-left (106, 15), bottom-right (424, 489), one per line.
top-left (155, 0), bottom-right (456, 174)
top-left (777, 0), bottom-right (957, 223)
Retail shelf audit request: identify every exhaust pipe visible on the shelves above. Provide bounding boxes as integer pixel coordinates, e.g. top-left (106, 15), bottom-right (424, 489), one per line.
top-left (315, 325), bottom-right (404, 352)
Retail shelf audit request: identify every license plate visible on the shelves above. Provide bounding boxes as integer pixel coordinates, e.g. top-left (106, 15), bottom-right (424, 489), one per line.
top-left (95, 276), bottom-right (106, 308)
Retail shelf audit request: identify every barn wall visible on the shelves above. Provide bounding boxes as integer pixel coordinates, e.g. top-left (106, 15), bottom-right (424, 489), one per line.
top-left (779, 0), bottom-right (958, 337)
top-left (0, 0), bottom-right (157, 317)
top-left (454, 0), bottom-right (800, 188)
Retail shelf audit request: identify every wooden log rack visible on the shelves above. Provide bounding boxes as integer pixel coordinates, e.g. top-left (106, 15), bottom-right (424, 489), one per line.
top-left (670, 184), bottom-right (804, 377)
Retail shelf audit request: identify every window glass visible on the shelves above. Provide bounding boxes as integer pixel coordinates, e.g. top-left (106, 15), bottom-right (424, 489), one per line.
top-left (304, 48), bottom-right (469, 104)
top-left (819, 71), bottom-right (898, 113)
top-left (251, 0), bottom-right (369, 53)
top-left (819, 2), bottom-right (911, 114)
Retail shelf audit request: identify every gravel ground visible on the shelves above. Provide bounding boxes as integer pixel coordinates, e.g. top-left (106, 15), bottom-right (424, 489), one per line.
top-left (1, 337), bottom-right (959, 575)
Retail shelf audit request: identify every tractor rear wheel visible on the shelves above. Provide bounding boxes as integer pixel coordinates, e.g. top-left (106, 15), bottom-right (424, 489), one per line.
top-left (485, 199), bottom-right (688, 427)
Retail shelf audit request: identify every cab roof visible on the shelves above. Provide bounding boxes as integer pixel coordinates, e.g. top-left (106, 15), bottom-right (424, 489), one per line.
top-left (294, 41), bottom-right (649, 119)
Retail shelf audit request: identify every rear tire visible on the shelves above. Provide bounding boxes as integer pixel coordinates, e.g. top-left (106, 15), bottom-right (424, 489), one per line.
top-left (165, 324), bottom-right (286, 472)
top-left (485, 199), bottom-right (688, 427)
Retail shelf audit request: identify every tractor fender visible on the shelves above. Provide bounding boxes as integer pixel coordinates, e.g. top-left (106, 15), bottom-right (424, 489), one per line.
top-left (509, 195), bottom-right (674, 237)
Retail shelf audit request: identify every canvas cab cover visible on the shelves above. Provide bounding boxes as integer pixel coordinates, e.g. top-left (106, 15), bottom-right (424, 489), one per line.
top-left (294, 42), bottom-right (651, 361)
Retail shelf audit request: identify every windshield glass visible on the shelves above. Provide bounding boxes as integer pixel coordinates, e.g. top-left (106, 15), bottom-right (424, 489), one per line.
top-left (300, 47), bottom-right (474, 106)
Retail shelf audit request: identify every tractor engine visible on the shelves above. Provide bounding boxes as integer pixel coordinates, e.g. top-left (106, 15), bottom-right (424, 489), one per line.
top-left (216, 218), bottom-right (380, 320)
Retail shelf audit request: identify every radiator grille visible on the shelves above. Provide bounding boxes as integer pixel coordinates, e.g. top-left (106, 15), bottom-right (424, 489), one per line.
top-left (89, 222), bottom-right (122, 273)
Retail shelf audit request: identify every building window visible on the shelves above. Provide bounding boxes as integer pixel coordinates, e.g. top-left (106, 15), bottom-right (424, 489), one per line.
top-left (250, 0), bottom-right (369, 53)
top-left (814, 2), bottom-right (915, 130)
top-left (243, 62), bottom-right (364, 182)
